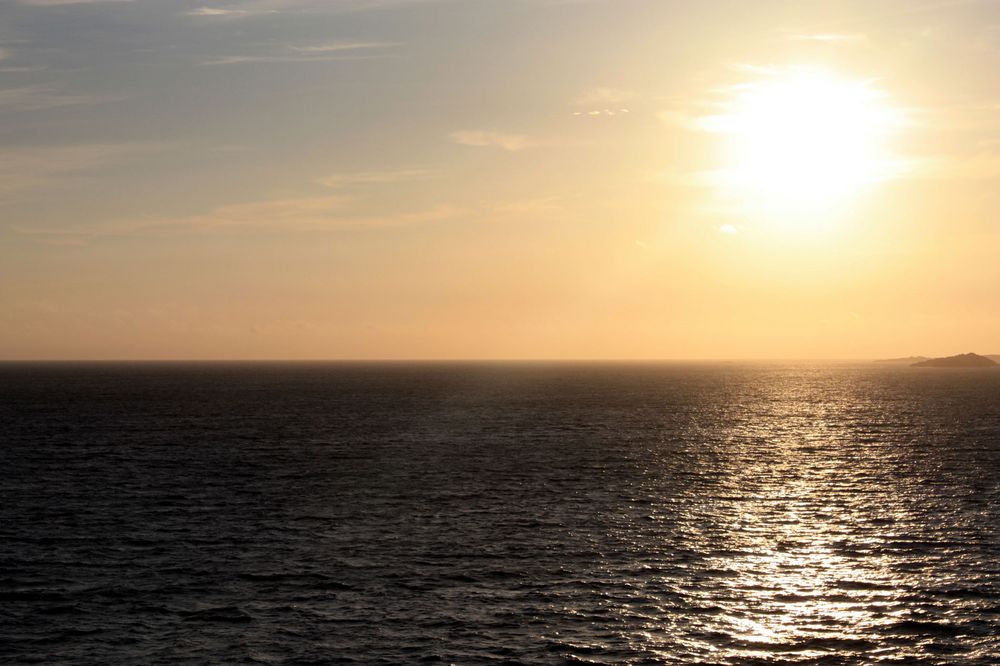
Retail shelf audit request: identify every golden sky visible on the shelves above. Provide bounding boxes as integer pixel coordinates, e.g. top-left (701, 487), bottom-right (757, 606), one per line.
top-left (2, 0), bottom-right (999, 359)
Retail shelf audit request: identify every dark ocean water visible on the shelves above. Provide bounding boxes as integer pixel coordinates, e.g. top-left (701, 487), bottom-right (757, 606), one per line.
top-left (1, 362), bottom-right (999, 665)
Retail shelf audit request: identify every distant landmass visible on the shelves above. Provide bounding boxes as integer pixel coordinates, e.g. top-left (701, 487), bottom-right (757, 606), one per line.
top-left (911, 353), bottom-right (999, 368)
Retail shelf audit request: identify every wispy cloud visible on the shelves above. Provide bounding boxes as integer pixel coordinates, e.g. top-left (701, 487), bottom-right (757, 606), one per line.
top-left (0, 85), bottom-right (117, 112)
top-left (187, 6), bottom-right (256, 16)
top-left (913, 101), bottom-right (1000, 131)
top-left (573, 87), bottom-right (636, 106)
top-left (572, 109), bottom-right (630, 118)
top-left (490, 196), bottom-right (564, 216)
top-left (17, 0), bottom-right (132, 5)
top-left (657, 108), bottom-right (700, 130)
top-left (571, 87), bottom-right (635, 117)
top-left (292, 41), bottom-right (397, 53)
top-left (450, 130), bottom-right (534, 152)
top-left (319, 169), bottom-right (433, 187)
top-left (788, 32), bottom-right (868, 43)
top-left (0, 143), bottom-right (156, 200)
top-left (202, 54), bottom-right (384, 65)
top-left (0, 48), bottom-right (45, 73)
top-left (187, 0), bottom-right (439, 19)
top-left (14, 195), bottom-right (463, 242)
top-left (905, 151), bottom-right (1000, 180)
top-left (202, 41), bottom-right (396, 65)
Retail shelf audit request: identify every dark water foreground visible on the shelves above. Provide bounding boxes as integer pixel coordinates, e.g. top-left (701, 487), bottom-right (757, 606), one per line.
top-left (1, 362), bottom-right (999, 664)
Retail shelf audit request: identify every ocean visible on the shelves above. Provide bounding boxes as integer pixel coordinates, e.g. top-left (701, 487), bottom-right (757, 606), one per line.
top-left (1, 362), bottom-right (998, 664)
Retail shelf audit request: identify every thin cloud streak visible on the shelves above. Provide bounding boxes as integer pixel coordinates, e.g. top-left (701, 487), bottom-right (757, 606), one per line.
top-left (319, 169), bottom-right (434, 187)
top-left (187, 7), bottom-right (257, 16)
top-left (17, 0), bottom-right (132, 5)
top-left (787, 33), bottom-right (868, 43)
top-left (292, 41), bottom-right (398, 53)
top-left (450, 130), bottom-right (534, 152)
top-left (0, 143), bottom-right (159, 201)
top-left (201, 41), bottom-right (397, 65)
top-left (201, 54), bottom-right (387, 65)
top-left (186, 0), bottom-right (444, 19)
top-left (0, 85), bottom-right (119, 111)
top-left (14, 195), bottom-right (464, 242)
top-left (573, 87), bottom-right (636, 106)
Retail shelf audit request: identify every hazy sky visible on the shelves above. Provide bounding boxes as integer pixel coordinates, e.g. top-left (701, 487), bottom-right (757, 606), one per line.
top-left (2, 0), bottom-right (999, 359)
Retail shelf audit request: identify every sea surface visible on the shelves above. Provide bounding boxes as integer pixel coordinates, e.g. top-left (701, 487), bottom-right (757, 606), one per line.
top-left (1, 362), bottom-right (999, 665)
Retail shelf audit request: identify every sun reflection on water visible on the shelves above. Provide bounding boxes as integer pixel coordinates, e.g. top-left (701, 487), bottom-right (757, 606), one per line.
top-left (569, 366), bottom-right (997, 664)
top-left (695, 381), bottom-right (917, 656)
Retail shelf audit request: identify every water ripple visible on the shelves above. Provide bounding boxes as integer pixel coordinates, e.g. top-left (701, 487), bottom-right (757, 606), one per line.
top-left (1, 362), bottom-right (998, 664)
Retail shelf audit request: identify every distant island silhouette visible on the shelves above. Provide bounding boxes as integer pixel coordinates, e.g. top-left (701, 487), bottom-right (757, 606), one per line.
top-left (911, 353), bottom-right (998, 368)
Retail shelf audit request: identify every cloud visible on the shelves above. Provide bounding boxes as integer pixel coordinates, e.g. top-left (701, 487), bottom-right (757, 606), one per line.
top-left (0, 47), bottom-right (45, 72)
top-left (905, 152), bottom-right (1000, 180)
top-left (201, 41), bottom-right (396, 65)
top-left (450, 130), bottom-right (533, 152)
top-left (14, 195), bottom-right (463, 242)
top-left (788, 33), bottom-right (867, 43)
top-left (0, 85), bottom-right (117, 112)
top-left (490, 197), bottom-right (564, 216)
top-left (17, 0), bottom-right (132, 5)
top-left (202, 54), bottom-right (383, 65)
top-left (657, 108), bottom-right (700, 130)
top-left (186, 0), bottom-right (439, 19)
top-left (319, 169), bottom-right (433, 187)
top-left (572, 109), bottom-right (630, 117)
top-left (573, 87), bottom-right (636, 107)
top-left (913, 101), bottom-right (1000, 131)
top-left (187, 7), bottom-right (255, 16)
top-left (571, 87), bottom-right (635, 117)
top-left (291, 41), bottom-right (397, 53)
top-left (0, 143), bottom-right (156, 201)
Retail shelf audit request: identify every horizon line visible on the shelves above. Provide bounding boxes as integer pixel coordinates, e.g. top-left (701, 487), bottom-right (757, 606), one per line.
top-left (1, 356), bottom-right (991, 364)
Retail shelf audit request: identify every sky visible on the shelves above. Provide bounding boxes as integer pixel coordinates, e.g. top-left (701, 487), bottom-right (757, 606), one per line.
top-left (2, 0), bottom-right (999, 360)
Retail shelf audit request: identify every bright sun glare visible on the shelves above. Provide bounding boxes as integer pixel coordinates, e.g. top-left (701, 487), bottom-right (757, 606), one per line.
top-left (704, 66), bottom-right (903, 221)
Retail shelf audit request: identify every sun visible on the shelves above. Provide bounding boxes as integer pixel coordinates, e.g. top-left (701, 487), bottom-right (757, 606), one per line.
top-left (703, 66), bottom-right (903, 222)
